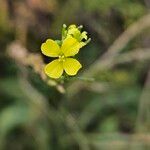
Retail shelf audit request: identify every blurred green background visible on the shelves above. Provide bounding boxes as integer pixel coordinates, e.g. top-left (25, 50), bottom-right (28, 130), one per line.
top-left (0, 0), bottom-right (150, 150)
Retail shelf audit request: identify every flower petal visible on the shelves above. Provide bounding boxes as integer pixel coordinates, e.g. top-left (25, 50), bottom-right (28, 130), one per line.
top-left (81, 31), bottom-right (88, 40)
top-left (41, 39), bottom-right (61, 57)
top-left (63, 58), bottom-right (82, 76)
top-left (44, 59), bottom-right (63, 79)
top-left (61, 36), bottom-right (85, 57)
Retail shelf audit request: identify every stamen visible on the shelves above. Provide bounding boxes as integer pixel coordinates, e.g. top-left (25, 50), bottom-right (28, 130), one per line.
top-left (58, 55), bottom-right (66, 62)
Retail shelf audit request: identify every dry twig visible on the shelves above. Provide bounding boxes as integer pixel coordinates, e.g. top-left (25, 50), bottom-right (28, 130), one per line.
top-left (7, 41), bottom-right (65, 93)
top-left (67, 14), bottom-right (150, 97)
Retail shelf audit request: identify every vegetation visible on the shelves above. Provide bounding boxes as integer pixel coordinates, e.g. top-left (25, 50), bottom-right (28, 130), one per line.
top-left (0, 0), bottom-right (150, 150)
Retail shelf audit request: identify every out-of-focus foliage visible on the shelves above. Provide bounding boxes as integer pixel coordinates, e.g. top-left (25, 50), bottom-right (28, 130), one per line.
top-left (0, 0), bottom-right (150, 150)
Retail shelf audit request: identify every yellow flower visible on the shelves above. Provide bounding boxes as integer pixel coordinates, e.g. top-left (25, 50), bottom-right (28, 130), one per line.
top-left (41, 36), bottom-right (85, 79)
top-left (67, 24), bottom-right (88, 41)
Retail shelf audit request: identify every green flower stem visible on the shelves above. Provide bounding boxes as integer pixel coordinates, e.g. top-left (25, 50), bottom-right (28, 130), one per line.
top-left (64, 76), bottom-right (95, 82)
top-left (75, 77), bottom-right (95, 82)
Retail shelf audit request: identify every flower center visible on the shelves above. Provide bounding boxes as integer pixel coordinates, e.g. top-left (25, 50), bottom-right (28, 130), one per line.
top-left (58, 55), bottom-right (66, 62)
